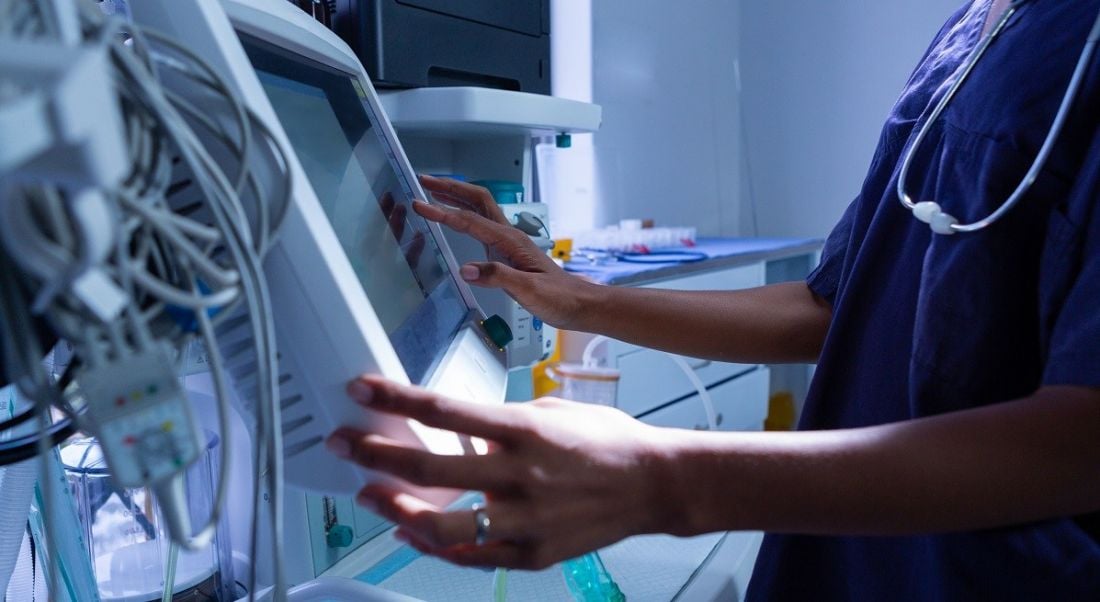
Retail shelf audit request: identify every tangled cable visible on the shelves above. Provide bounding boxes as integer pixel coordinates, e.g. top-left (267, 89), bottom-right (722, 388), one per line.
top-left (0, 1), bottom-right (292, 600)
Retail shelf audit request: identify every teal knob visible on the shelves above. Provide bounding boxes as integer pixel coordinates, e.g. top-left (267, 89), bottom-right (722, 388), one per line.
top-left (555, 133), bottom-right (572, 148)
top-left (481, 315), bottom-right (514, 349)
top-left (326, 525), bottom-right (353, 548)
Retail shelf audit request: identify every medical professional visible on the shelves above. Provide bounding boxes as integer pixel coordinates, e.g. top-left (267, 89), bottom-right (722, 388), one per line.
top-left (325, 0), bottom-right (1100, 598)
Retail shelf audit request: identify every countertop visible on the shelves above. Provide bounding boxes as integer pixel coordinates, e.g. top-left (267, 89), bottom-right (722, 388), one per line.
top-left (564, 237), bottom-right (823, 286)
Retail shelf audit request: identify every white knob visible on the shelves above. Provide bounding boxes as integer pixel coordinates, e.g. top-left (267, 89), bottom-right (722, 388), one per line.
top-left (931, 212), bottom-right (959, 235)
top-left (912, 201), bottom-right (941, 224)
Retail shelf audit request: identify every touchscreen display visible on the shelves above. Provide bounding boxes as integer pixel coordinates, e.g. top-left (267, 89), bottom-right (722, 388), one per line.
top-left (242, 38), bottom-right (467, 383)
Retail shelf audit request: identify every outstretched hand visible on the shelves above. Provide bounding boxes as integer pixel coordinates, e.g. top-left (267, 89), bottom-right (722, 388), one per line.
top-left (325, 375), bottom-right (675, 570)
top-left (415, 175), bottom-right (596, 330)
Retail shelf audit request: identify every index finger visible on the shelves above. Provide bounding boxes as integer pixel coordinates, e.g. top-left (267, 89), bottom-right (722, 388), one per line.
top-left (413, 200), bottom-right (521, 250)
top-left (348, 375), bottom-right (524, 444)
top-left (419, 175), bottom-right (509, 225)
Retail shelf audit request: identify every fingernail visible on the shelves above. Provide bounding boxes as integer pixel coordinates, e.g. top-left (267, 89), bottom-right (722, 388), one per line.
top-left (460, 265), bottom-right (480, 281)
top-left (419, 173), bottom-right (436, 180)
top-left (325, 435), bottom-right (350, 459)
top-left (348, 379), bottom-right (374, 404)
top-left (393, 529), bottom-right (411, 543)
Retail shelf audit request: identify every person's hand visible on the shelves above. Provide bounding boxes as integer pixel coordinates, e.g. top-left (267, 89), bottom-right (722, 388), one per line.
top-left (325, 375), bottom-right (676, 570)
top-left (414, 174), bottom-right (596, 330)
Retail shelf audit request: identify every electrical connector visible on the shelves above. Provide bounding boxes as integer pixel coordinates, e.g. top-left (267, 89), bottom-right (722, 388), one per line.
top-left (76, 344), bottom-right (204, 488)
top-left (0, 40), bottom-right (127, 189)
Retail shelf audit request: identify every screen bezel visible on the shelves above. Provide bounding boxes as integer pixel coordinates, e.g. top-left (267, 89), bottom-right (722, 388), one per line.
top-left (227, 10), bottom-right (481, 311)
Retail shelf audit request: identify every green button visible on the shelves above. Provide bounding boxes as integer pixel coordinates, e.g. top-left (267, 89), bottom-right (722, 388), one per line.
top-left (481, 315), bottom-right (513, 349)
top-left (556, 133), bottom-right (572, 148)
top-left (327, 525), bottom-right (354, 548)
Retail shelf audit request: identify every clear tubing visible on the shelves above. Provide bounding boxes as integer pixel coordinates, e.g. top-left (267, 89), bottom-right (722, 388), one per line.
top-left (582, 335), bottom-right (717, 429)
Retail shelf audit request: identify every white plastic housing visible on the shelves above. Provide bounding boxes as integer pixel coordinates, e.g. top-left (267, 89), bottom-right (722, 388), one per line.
top-left (128, 0), bottom-right (507, 496)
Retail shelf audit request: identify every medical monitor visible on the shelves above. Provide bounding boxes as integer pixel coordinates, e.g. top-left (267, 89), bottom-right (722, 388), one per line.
top-left (131, 0), bottom-right (508, 498)
top-left (242, 37), bottom-right (466, 384)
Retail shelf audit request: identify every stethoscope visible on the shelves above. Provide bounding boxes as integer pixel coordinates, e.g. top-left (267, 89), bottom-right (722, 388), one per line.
top-left (898, 0), bottom-right (1100, 234)
top-left (570, 249), bottom-right (709, 266)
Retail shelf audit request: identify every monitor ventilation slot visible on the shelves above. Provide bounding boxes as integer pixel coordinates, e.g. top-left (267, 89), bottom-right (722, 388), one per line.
top-left (211, 308), bottom-right (320, 460)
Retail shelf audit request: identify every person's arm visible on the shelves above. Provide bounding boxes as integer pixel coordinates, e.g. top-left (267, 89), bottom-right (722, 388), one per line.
top-left (663, 384), bottom-right (1100, 536)
top-left (327, 377), bottom-right (1100, 570)
top-left (415, 175), bottom-right (831, 364)
top-left (580, 281), bottom-right (831, 363)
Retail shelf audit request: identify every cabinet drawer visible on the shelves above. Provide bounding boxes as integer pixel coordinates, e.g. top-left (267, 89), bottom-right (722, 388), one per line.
top-left (615, 349), bottom-right (754, 417)
top-left (609, 262), bottom-right (766, 416)
top-left (639, 367), bottom-right (770, 432)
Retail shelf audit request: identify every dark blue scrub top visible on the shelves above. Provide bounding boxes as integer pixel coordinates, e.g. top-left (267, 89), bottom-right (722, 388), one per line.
top-left (748, 1), bottom-right (1100, 600)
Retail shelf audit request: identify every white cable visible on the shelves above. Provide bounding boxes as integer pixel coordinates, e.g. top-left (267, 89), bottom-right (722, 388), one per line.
top-left (667, 354), bottom-right (718, 431)
top-left (166, 88), bottom-right (270, 253)
top-left (0, 193), bottom-right (70, 286)
top-left (117, 191), bottom-right (241, 288)
top-left (110, 32), bottom-right (287, 599)
top-left (1, 6), bottom-right (290, 598)
top-left (125, 264), bottom-right (240, 309)
top-left (156, 264), bottom-right (234, 552)
top-left (161, 541), bottom-right (179, 602)
top-left (582, 336), bottom-right (718, 430)
top-left (581, 335), bottom-right (609, 369)
top-left (128, 32), bottom-right (289, 598)
top-left (113, 218), bottom-right (154, 351)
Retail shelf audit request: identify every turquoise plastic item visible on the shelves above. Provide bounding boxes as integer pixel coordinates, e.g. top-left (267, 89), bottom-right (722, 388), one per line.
top-left (472, 180), bottom-right (525, 205)
top-left (562, 551), bottom-right (626, 601)
top-left (326, 524), bottom-right (354, 548)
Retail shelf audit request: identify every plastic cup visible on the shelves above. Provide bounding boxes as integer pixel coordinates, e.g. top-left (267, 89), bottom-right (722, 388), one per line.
top-left (547, 363), bottom-right (620, 407)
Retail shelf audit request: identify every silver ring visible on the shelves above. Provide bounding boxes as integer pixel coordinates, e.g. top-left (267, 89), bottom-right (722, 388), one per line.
top-left (472, 502), bottom-right (491, 545)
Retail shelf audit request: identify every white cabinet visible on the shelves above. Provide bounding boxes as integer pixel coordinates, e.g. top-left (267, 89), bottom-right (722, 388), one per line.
top-left (615, 350), bottom-right (756, 418)
top-left (602, 261), bottom-right (772, 601)
top-left (606, 263), bottom-right (768, 425)
top-left (639, 367), bottom-right (770, 432)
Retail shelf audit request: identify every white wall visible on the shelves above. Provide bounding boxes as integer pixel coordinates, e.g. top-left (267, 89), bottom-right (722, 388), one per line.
top-left (738, 0), bottom-right (963, 238)
top-left (560, 0), bottom-right (966, 239)
top-left (587, 0), bottom-right (743, 236)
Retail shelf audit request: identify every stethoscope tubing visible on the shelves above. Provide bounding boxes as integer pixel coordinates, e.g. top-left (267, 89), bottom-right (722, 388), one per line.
top-left (896, 0), bottom-right (1100, 234)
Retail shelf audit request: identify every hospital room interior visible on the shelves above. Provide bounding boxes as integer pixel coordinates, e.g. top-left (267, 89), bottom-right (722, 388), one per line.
top-left (3, 0), bottom-right (1100, 600)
